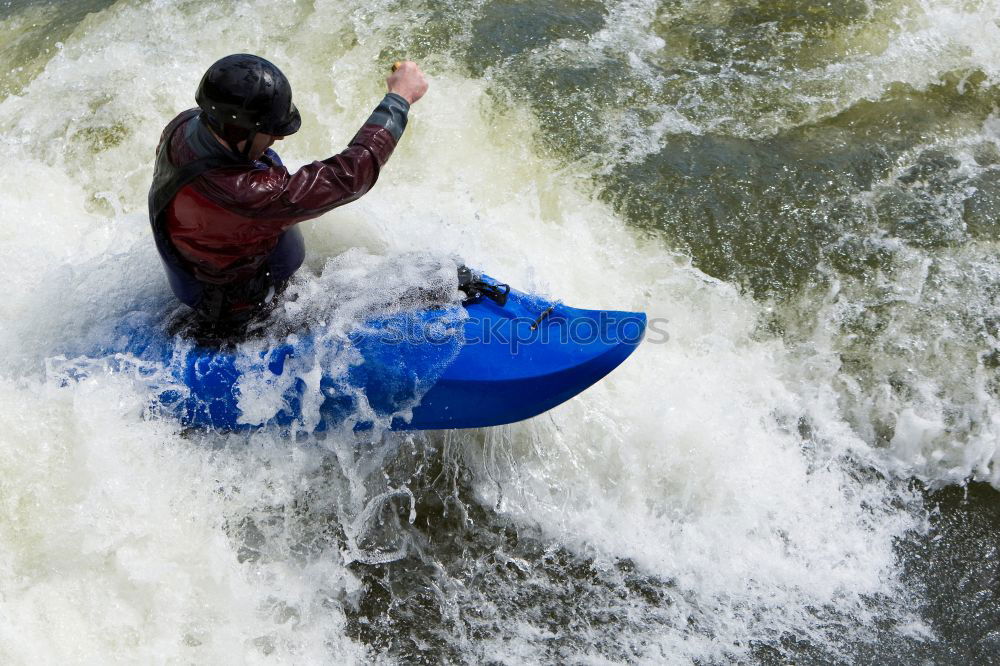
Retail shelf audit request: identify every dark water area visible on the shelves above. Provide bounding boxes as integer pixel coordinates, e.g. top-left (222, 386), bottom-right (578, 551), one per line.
top-left (895, 483), bottom-right (1000, 664)
top-left (609, 75), bottom-right (999, 297)
top-left (278, 447), bottom-right (1000, 665)
top-left (332, 478), bottom-right (1000, 665)
top-left (0, 0), bottom-right (118, 96)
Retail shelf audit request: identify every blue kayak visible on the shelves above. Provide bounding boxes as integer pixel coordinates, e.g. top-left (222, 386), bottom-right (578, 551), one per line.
top-left (100, 275), bottom-right (645, 432)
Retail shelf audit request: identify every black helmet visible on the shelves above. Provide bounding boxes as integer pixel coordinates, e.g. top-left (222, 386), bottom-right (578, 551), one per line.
top-left (196, 54), bottom-right (301, 142)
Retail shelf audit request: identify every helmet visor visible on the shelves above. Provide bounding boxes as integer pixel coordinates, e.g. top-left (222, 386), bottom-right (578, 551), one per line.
top-left (267, 103), bottom-right (301, 136)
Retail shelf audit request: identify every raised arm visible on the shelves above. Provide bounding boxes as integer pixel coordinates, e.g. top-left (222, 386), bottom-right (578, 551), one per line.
top-left (198, 62), bottom-right (428, 226)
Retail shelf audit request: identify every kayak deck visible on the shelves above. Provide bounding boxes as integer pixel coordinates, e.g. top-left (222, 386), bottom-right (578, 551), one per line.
top-left (106, 278), bottom-right (646, 432)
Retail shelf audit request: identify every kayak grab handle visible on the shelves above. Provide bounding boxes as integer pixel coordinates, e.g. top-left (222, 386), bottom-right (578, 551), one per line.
top-left (530, 306), bottom-right (554, 330)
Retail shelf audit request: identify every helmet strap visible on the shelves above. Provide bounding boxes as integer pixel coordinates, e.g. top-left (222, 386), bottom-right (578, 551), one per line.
top-left (208, 115), bottom-right (253, 160)
top-left (241, 129), bottom-right (258, 161)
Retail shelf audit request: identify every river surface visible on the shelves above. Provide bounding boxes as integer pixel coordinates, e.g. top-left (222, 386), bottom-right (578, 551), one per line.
top-left (1, 0), bottom-right (998, 663)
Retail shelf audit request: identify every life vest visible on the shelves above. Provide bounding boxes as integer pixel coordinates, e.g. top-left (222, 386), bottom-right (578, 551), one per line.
top-left (147, 110), bottom-right (304, 323)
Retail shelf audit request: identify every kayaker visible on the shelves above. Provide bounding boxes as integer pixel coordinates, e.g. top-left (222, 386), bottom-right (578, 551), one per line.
top-left (148, 53), bottom-right (427, 333)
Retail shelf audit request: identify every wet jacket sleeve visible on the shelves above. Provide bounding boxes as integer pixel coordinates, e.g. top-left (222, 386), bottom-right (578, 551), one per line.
top-left (195, 93), bottom-right (410, 227)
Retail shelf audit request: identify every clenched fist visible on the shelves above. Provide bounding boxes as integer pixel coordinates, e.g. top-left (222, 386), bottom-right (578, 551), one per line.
top-left (387, 61), bottom-right (428, 105)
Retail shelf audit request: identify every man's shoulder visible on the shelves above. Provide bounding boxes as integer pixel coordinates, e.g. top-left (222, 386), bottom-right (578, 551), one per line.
top-left (194, 164), bottom-right (290, 211)
top-left (158, 109), bottom-right (204, 167)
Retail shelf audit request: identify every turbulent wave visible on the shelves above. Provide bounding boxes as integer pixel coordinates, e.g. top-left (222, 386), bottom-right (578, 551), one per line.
top-left (0, 0), bottom-right (997, 663)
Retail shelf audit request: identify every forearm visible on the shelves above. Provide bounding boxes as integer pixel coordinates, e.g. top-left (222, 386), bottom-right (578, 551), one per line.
top-left (211, 95), bottom-right (411, 224)
top-left (363, 92), bottom-right (410, 143)
top-left (276, 94), bottom-right (411, 214)
top-left (276, 94), bottom-right (408, 215)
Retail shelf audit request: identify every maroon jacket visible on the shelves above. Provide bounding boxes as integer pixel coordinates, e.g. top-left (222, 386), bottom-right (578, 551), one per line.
top-left (149, 93), bottom-right (410, 322)
top-left (164, 118), bottom-right (396, 283)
